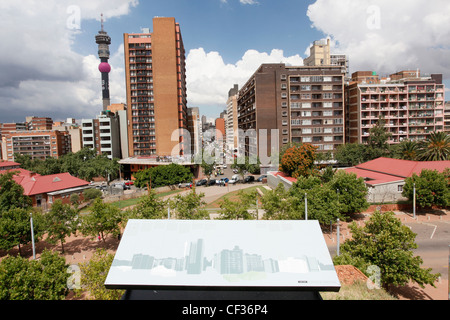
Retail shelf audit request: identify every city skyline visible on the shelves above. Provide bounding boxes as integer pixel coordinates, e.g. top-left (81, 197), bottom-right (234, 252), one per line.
top-left (0, 0), bottom-right (449, 124)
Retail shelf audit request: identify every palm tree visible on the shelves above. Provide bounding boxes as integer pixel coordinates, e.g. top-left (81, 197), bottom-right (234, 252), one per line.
top-left (417, 131), bottom-right (450, 161)
top-left (397, 140), bottom-right (419, 160)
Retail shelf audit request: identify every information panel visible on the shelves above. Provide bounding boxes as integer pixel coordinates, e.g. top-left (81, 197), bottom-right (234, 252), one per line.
top-left (105, 219), bottom-right (341, 292)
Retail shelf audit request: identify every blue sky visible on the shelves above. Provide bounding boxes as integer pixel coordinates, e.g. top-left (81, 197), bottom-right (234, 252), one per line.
top-left (0, 0), bottom-right (449, 123)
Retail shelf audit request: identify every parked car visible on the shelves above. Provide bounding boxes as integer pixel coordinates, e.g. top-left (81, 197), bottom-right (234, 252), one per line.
top-left (257, 175), bottom-right (267, 182)
top-left (179, 182), bottom-right (193, 188)
top-left (244, 176), bottom-right (255, 183)
top-left (124, 180), bottom-right (134, 186)
top-left (112, 182), bottom-right (130, 190)
top-left (228, 177), bottom-right (239, 184)
top-left (196, 179), bottom-right (207, 186)
top-left (207, 179), bottom-right (216, 186)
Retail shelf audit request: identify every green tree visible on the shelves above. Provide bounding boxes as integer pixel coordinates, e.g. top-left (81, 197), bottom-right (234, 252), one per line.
top-left (170, 190), bottom-right (209, 220)
top-left (333, 211), bottom-right (440, 291)
top-left (80, 198), bottom-right (124, 241)
top-left (289, 176), bottom-right (344, 224)
top-left (366, 117), bottom-right (392, 159)
top-left (128, 190), bottom-right (167, 220)
top-left (261, 184), bottom-right (295, 220)
top-left (328, 170), bottom-right (370, 215)
top-left (393, 140), bottom-right (419, 160)
top-left (0, 249), bottom-right (70, 300)
top-left (219, 189), bottom-right (258, 220)
top-left (417, 131), bottom-right (450, 161)
top-left (402, 169), bottom-right (449, 209)
top-left (44, 200), bottom-right (79, 253)
top-left (334, 143), bottom-right (367, 167)
top-left (77, 249), bottom-right (124, 300)
top-left (134, 163), bottom-right (192, 189)
top-left (0, 171), bottom-right (32, 212)
top-left (0, 208), bottom-right (44, 255)
top-left (279, 143), bottom-right (318, 178)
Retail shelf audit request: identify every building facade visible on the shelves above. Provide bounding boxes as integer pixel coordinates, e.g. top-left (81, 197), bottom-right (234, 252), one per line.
top-left (226, 85), bottom-right (239, 153)
top-left (1, 130), bottom-right (71, 161)
top-left (346, 70), bottom-right (446, 144)
top-left (124, 17), bottom-right (188, 158)
top-left (237, 63), bottom-right (345, 159)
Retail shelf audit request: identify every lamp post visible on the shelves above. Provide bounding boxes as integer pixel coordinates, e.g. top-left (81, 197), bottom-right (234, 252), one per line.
top-left (413, 183), bottom-right (416, 219)
top-left (305, 193), bottom-right (308, 221)
top-left (30, 213), bottom-right (36, 260)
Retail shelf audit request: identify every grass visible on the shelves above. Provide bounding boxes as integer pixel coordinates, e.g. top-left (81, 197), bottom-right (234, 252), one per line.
top-left (80, 188), bottom-right (184, 212)
top-left (205, 185), bottom-right (269, 209)
top-left (320, 280), bottom-right (397, 300)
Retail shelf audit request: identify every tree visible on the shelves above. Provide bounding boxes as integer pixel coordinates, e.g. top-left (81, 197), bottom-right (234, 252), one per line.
top-left (261, 184), bottom-right (295, 220)
top-left (134, 163), bottom-right (192, 189)
top-left (219, 189), bottom-right (258, 220)
top-left (393, 140), bottom-right (419, 161)
top-left (334, 143), bottom-right (367, 167)
top-left (0, 208), bottom-right (44, 255)
top-left (80, 198), bottom-right (124, 241)
top-left (289, 176), bottom-right (344, 224)
top-left (279, 143), bottom-right (318, 178)
top-left (333, 211), bottom-right (440, 290)
top-left (328, 170), bottom-right (370, 215)
top-left (0, 249), bottom-right (70, 300)
top-left (170, 190), bottom-right (209, 220)
top-left (83, 188), bottom-right (103, 201)
top-left (402, 169), bottom-right (449, 209)
top-left (77, 249), bottom-right (124, 300)
top-left (366, 117), bottom-right (392, 158)
top-left (127, 190), bottom-right (167, 220)
top-left (417, 131), bottom-right (450, 161)
top-left (44, 200), bottom-right (79, 253)
top-left (0, 171), bottom-right (32, 213)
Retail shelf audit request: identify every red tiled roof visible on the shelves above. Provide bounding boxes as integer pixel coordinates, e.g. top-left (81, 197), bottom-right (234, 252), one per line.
top-left (355, 157), bottom-right (450, 178)
top-left (7, 169), bottom-right (90, 196)
top-left (344, 167), bottom-right (404, 186)
top-left (0, 161), bottom-right (20, 169)
top-left (271, 171), bottom-right (298, 183)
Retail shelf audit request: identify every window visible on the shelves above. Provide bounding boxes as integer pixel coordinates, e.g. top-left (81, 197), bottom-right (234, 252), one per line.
top-left (323, 93), bottom-right (333, 99)
top-left (398, 185), bottom-right (403, 192)
top-left (301, 77), bottom-right (310, 82)
top-left (303, 128), bottom-right (312, 134)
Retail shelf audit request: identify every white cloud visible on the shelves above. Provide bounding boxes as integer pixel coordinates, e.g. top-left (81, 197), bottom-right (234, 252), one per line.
top-left (186, 48), bottom-right (303, 107)
top-left (0, 0), bottom-right (138, 122)
top-left (307, 0), bottom-right (450, 78)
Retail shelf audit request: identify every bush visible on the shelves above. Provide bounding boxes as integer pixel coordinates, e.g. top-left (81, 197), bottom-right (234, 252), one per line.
top-left (83, 188), bottom-right (103, 201)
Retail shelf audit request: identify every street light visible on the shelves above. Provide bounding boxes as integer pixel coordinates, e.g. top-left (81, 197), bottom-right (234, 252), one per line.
top-left (305, 193), bottom-right (308, 221)
top-left (30, 213), bottom-right (36, 260)
top-left (413, 182), bottom-right (416, 219)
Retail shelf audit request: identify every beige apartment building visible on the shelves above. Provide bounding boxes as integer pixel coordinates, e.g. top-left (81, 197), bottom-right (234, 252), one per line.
top-left (124, 17), bottom-right (188, 157)
top-left (346, 70), bottom-right (446, 144)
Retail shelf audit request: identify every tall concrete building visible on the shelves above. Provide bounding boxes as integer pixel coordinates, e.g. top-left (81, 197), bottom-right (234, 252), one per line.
top-left (346, 70), bottom-right (446, 144)
top-left (304, 39), bottom-right (349, 79)
top-left (226, 85), bottom-right (239, 153)
top-left (124, 17), bottom-right (188, 157)
top-left (237, 64), bottom-right (345, 159)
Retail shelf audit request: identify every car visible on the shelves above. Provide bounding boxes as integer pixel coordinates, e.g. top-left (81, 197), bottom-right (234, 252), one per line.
top-left (257, 175), bottom-right (267, 182)
top-left (244, 176), bottom-right (255, 183)
top-left (207, 179), bottom-right (216, 186)
top-left (228, 178), bottom-right (239, 184)
top-left (124, 180), bottom-right (134, 186)
top-left (196, 179), bottom-right (207, 186)
top-left (221, 177), bottom-right (229, 183)
top-left (179, 182), bottom-right (193, 188)
top-left (112, 182), bottom-right (130, 190)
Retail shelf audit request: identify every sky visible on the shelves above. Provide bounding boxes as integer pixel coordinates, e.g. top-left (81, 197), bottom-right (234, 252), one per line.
top-left (0, 0), bottom-right (449, 124)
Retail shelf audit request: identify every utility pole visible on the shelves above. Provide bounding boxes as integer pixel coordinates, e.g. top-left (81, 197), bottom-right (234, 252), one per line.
top-left (413, 183), bottom-right (416, 219)
top-left (336, 218), bottom-right (340, 256)
top-left (305, 193), bottom-right (308, 221)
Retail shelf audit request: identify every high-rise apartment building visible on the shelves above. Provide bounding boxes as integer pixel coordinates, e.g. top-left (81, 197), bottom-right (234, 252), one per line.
top-left (237, 64), bottom-right (345, 158)
top-left (187, 107), bottom-right (202, 156)
top-left (346, 70), bottom-right (446, 144)
top-left (304, 39), bottom-right (349, 79)
top-left (1, 130), bottom-right (71, 162)
top-left (124, 17), bottom-right (188, 157)
top-left (226, 85), bottom-right (239, 153)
